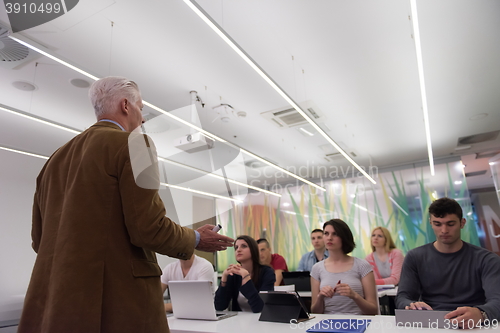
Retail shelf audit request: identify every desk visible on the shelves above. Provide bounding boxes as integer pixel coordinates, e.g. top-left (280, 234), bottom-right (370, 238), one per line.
top-left (167, 313), bottom-right (500, 333)
top-left (167, 313), bottom-right (372, 333)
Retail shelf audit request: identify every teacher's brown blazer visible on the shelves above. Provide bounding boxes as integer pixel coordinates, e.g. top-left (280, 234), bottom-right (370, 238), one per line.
top-left (18, 121), bottom-right (195, 333)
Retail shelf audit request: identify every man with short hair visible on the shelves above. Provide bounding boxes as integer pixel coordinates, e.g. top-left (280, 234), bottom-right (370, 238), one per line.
top-left (257, 238), bottom-right (288, 286)
top-left (18, 76), bottom-right (234, 333)
top-left (396, 197), bottom-right (500, 328)
top-left (161, 254), bottom-right (215, 312)
top-left (298, 228), bottom-right (329, 272)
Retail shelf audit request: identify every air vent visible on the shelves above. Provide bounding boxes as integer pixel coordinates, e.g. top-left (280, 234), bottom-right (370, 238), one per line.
top-left (458, 130), bottom-right (500, 145)
top-left (261, 100), bottom-right (326, 128)
top-left (244, 158), bottom-right (277, 169)
top-left (476, 151), bottom-right (500, 159)
top-left (465, 170), bottom-right (487, 177)
top-left (0, 25), bottom-right (29, 62)
top-left (0, 24), bottom-right (39, 69)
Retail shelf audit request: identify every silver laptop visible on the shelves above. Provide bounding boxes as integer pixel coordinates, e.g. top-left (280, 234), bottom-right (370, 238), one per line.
top-left (168, 280), bottom-right (237, 321)
top-left (395, 309), bottom-right (450, 329)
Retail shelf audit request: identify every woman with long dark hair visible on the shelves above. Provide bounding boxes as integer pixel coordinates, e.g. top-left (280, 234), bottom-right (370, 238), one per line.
top-left (215, 235), bottom-right (275, 312)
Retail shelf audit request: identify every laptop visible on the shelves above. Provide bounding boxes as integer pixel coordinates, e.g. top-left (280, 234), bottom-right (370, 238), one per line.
top-left (168, 280), bottom-right (237, 321)
top-left (282, 271), bottom-right (311, 291)
top-left (395, 309), bottom-right (450, 329)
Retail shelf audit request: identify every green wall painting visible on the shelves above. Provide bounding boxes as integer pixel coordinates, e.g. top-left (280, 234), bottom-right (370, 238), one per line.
top-left (216, 161), bottom-right (480, 272)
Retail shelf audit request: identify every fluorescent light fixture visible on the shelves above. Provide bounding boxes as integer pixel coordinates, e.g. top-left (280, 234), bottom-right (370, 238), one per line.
top-left (161, 182), bottom-right (242, 203)
top-left (354, 203), bottom-right (368, 212)
top-left (489, 162), bottom-right (495, 166)
top-left (157, 157), bottom-right (281, 197)
top-left (388, 196), bottom-right (409, 216)
top-left (1, 143), bottom-right (242, 202)
top-left (410, 0), bottom-right (435, 176)
top-left (454, 180), bottom-right (462, 185)
top-left (9, 36), bottom-right (100, 81)
top-left (0, 146), bottom-right (49, 160)
top-left (0, 104), bottom-right (81, 135)
top-left (1, 99), bottom-right (281, 197)
top-left (299, 127), bottom-right (314, 136)
top-left (182, 0), bottom-right (377, 185)
top-left (9, 34), bottom-right (324, 192)
top-left (282, 202), bottom-right (290, 207)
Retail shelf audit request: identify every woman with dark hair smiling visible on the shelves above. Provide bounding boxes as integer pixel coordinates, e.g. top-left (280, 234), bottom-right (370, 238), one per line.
top-left (215, 235), bottom-right (275, 313)
top-left (310, 219), bottom-right (378, 315)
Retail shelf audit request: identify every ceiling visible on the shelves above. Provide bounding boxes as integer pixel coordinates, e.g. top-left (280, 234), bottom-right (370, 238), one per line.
top-left (1, 0), bottom-right (499, 196)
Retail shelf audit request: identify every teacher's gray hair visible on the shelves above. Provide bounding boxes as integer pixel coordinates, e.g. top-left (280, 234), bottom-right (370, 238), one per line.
top-left (88, 76), bottom-right (141, 118)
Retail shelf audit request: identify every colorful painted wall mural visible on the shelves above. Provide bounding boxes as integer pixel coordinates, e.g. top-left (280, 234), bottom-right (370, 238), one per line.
top-left (215, 160), bottom-right (481, 272)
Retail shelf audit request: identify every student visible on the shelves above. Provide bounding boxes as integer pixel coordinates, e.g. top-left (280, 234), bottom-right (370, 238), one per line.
top-left (365, 227), bottom-right (404, 285)
top-left (257, 238), bottom-right (289, 286)
top-left (310, 219), bottom-right (378, 315)
top-left (215, 236), bottom-right (275, 312)
top-left (396, 197), bottom-right (500, 328)
top-left (298, 228), bottom-right (329, 272)
top-left (161, 254), bottom-right (215, 312)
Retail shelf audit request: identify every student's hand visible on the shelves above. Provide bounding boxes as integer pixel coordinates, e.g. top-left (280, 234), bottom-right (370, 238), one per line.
top-left (335, 283), bottom-right (357, 299)
top-left (195, 224), bottom-right (234, 252)
top-left (445, 307), bottom-right (482, 329)
top-left (229, 264), bottom-right (249, 278)
top-left (405, 302), bottom-right (433, 310)
top-left (319, 285), bottom-right (335, 298)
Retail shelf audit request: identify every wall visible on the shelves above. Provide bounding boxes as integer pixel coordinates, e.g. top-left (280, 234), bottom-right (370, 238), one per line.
top-left (0, 152), bottom-right (43, 321)
top-left (216, 160), bottom-right (480, 271)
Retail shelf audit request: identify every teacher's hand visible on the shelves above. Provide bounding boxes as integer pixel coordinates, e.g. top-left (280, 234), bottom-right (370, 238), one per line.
top-left (195, 224), bottom-right (234, 252)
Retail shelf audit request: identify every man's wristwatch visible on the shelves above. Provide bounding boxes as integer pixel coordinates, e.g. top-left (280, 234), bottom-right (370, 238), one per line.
top-left (479, 309), bottom-right (489, 321)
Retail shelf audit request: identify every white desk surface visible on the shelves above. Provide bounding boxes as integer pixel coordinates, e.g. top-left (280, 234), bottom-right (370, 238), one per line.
top-left (167, 313), bottom-right (371, 333)
top-left (167, 312), bottom-right (500, 333)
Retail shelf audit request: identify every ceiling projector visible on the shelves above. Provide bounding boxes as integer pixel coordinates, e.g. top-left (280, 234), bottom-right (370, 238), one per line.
top-left (174, 132), bottom-right (214, 153)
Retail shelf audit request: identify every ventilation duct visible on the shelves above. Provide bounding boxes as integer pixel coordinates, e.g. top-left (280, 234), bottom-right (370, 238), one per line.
top-left (261, 100), bottom-right (326, 128)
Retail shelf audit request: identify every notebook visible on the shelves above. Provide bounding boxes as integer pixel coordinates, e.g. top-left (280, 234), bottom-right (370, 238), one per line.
top-left (395, 309), bottom-right (450, 328)
top-left (168, 280), bottom-right (237, 321)
top-left (282, 271), bottom-right (311, 291)
top-left (306, 319), bottom-right (371, 333)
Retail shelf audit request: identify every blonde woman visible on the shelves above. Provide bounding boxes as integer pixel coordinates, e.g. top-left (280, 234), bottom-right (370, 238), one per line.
top-left (365, 227), bottom-right (404, 285)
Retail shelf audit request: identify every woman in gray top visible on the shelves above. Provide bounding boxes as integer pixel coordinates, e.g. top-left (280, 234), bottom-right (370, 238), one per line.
top-left (311, 219), bottom-right (378, 315)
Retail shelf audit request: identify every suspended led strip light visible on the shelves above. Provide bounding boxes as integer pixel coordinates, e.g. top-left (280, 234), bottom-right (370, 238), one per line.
top-left (0, 104), bottom-right (80, 135)
top-left (158, 157), bottom-right (281, 197)
top-left (0, 103), bottom-right (281, 197)
top-left (0, 146), bottom-right (49, 159)
top-left (389, 196), bottom-right (409, 216)
top-left (182, 0), bottom-right (377, 185)
top-left (0, 144), bottom-right (240, 203)
top-left (160, 182), bottom-right (242, 203)
top-left (410, 0), bottom-right (435, 176)
top-left (9, 34), bottom-right (324, 191)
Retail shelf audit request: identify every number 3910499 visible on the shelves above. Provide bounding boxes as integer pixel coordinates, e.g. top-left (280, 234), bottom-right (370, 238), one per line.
top-left (5, 2), bottom-right (62, 14)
